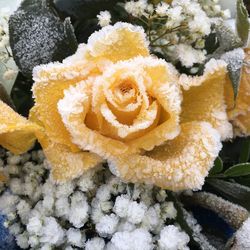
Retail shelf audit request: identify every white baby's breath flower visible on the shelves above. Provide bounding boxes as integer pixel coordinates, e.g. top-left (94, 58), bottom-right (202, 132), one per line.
top-left (108, 229), bottom-right (153, 250)
top-left (222, 9), bottom-right (231, 19)
top-left (97, 11), bottom-right (111, 27)
top-left (55, 196), bottom-right (70, 218)
top-left (113, 195), bottom-right (130, 218)
top-left (124, 0), bottom-right (148, 17)
top-left (158, 225), bottom-right (190, 250)
top-left (27, 216), bottom-right (43, 236)
top-left (17, 200), bottom-right (31, 224)
top-left (127, 201), bottom-right (147, 224)
top-left (96, 213), bottom-right (119, 237)
top-left (85, 237), bottom-right (105, 250)
top-left (40, 217), bottom-right (65, 246)
top-left (66, 228), bottom-right (85, 248)
top-left (175, 44), bottom-right (206, 67)
top-left (155, 2), bottom-right (169, 17)
top-left (16, 232), bottom-right (29, 249)
top-left (68, 191), bottom-right (89, 228)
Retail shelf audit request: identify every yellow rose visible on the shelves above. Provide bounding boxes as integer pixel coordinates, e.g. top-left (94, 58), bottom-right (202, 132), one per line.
top-left (32, 23), bottom-right (232, 190)
top-left (0, 23), bottom-right (233, 190)
top-left (225, 48), bottom-right (250, 136)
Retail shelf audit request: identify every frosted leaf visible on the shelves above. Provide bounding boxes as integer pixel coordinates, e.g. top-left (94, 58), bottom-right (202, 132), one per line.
top-left (9, 0), bottom-right (77, 76)
top-left (215, 23), bottom-right (243, 53)
top-left (221, 48), bottom-right (245, 98)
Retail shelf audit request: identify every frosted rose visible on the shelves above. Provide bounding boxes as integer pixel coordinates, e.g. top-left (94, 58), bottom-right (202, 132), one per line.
top-left (0, 23), bottom-right (233, 190)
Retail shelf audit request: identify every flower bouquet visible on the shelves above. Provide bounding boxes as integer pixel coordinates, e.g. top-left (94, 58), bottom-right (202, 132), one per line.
top-left (0, 0), bottom-right (250, 249)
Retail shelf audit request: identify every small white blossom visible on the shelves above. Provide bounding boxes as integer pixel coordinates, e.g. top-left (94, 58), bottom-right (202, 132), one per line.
top-left (40, 217), bottom-right (65, 246)
top-left (175, 44), bottom-right (206, 67)
top-left (68, 191), bottom-right (89, 228)
top-left (96, 213), bottom-right (119, 237)
top-left (127, 201), bottom-right (147, 224)
top-left (156, 2), bottom-right (169, 17)
top-left (113, 195), bottom-right (130, 218)
top-left (108, 229), bottom-right (153, 250)
top-left (27, 216), bottom-right (43, 236)
top-left (97, 11), bottom-right (111, 27)
top-left (158, 225), bottom-right (190, 250)
top-left (85, 237), bottom-right (105, 250)
top-left (66, 228), bottom-right (85, 247)
top-left (124, 0), bottom-right (148, 17)
top-left (16, 232), bottom-right (29, 249)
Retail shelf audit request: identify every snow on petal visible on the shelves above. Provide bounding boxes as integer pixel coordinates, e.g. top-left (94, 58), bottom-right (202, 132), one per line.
top-left (108, 122), bottom-right (222, 191)
top-left (180, 59), bottom-right (233, 140)
top-left (85, 22), bottom-right (149, 63)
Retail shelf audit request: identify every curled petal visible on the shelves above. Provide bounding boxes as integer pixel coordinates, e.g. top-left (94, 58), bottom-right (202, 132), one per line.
top-left (0, 100), bottom-right (40, 154)
top-left (108, 122), bottom-right (222, 191)
top-left (179, 59), bottom-right (232, 140)
top-left (85, 22), bottom-right (149, 63)
top-left (225, 49), bottom-right (250, 136)
top-left (30, 106), bottom-right (102, 181)
top-left (43, 140), bottom-right (102, 182)
top-left (33, 59), bottom-right (98, 152)
top-left (58, 81), bottom-right (129, 158)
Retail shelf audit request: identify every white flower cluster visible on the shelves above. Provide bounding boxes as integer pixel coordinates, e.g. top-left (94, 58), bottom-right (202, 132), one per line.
top-left (198, 0), bottom-right (231, 18)
top-left (0, 149), bottom-right (191, 249)
top-left (122, 0), bottom-right (230, 69)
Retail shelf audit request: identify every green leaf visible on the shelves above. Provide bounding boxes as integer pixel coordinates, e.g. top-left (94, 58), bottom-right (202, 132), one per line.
top-left (215, 23), bottom-right (243, 53)
top-left (221, 48), bottom-right (245, 99)
top-left (236, 0), bottom-right (250, 46)
top-left (207, 179), bottom-right (250, 210)
top-left (224, 163), bottom-right (250, 177)
top-left (9, 0), bottom-right (78, 77)
top-left (239, 138), bottom-right (250, 163)
top-left (209, 157), bottom-right (223, 176)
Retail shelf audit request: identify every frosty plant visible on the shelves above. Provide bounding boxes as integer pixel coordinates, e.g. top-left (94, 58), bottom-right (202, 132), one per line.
top-left (0, 22), bottom-right (237, 191)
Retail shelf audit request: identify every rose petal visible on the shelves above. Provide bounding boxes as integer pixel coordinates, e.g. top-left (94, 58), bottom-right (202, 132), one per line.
top-left (30, 106), bottom-right (102, 181)
top-left (33, 59), bottom-right (98, 152)
top-left (0, 100), bottom-right (40, 154)
top-left (179, 59), bottom-right (232, 140)
top-left (43, 140), bottom-right (102, 182)
top-left (58, 81), bottom-right (129, 158)
top-left (108, 122), bottom-right (222, 191)
top-left (85, 22), bottom-right (149, 63)
top-left (225, 49), bottom-right (250, 136)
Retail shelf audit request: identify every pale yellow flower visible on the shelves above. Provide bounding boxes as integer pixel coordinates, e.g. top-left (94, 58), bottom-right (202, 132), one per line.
top-left (225, 48), bottom-right (250, 136)
top-left (0, 23), bottom-right (233, 190)
top-left (32, 23), bottom-right (231, 190)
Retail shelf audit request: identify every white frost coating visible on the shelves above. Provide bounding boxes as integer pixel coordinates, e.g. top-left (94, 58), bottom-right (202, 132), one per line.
top-left (158, 225), bottom-right (189, 250)
top-left (110, 121), bottom-right (222, 191)
top-left (221, 48), bottom-right (245, 73)
top-left (87, 22), bottom-right (149, 57)
top-left (108, 228), bottom-right (154, 250)
top-left (179, 59), bottom-right (227, 91)
top-left (233, 217), bottom-right (250, 249)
